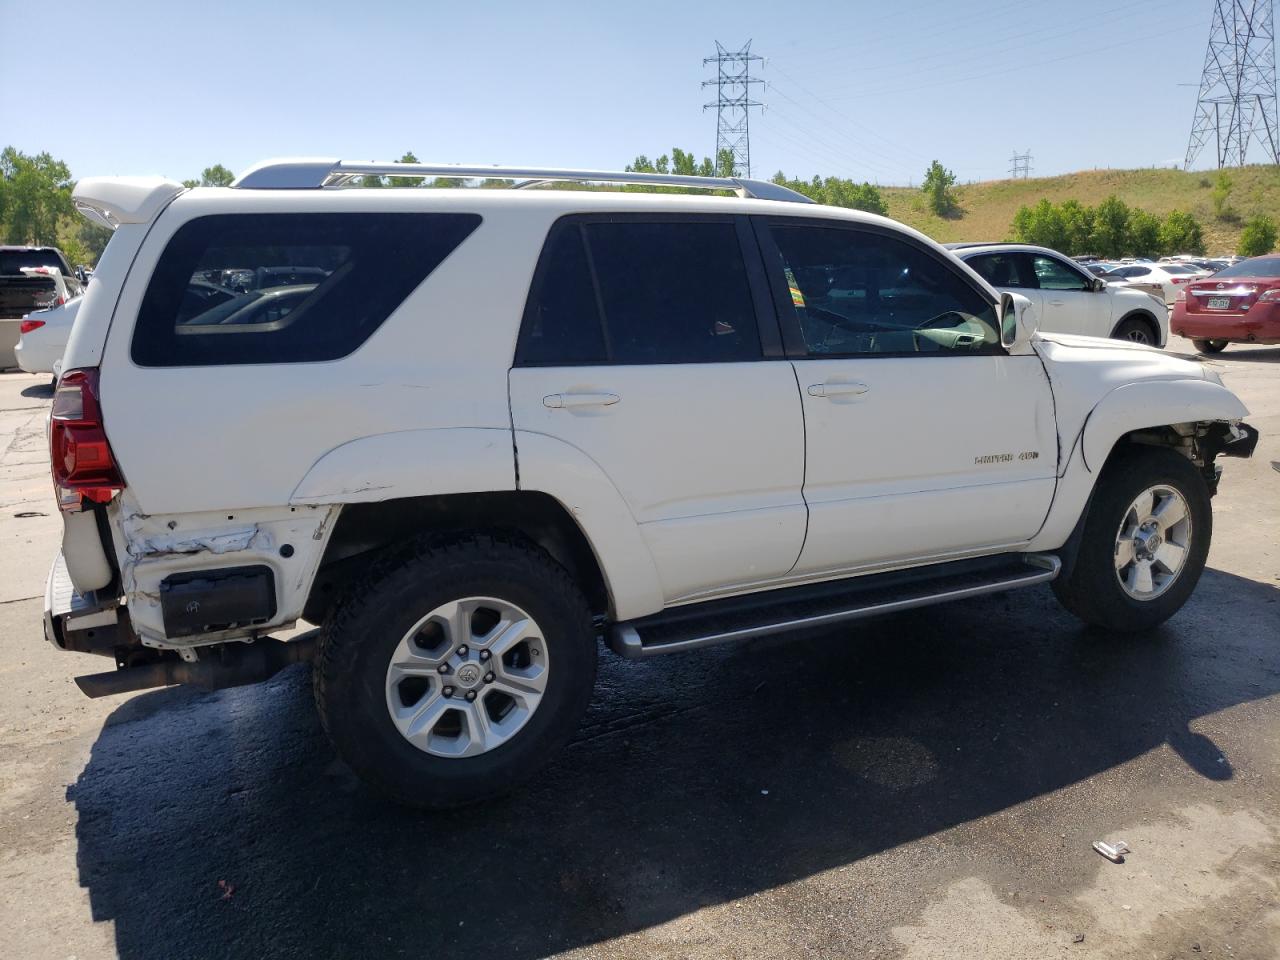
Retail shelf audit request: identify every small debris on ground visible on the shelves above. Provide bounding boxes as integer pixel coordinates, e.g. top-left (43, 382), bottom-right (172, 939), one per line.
top-left (1092, 839), bottom-right (1131, 863)
top-left (1073, 933), bottom-right (1086, 944)
top-left (217, 879), bottom-right (235, 900)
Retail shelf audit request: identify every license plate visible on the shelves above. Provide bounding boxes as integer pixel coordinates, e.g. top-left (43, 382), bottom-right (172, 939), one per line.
top-left (1206, 297), bottom-right (1231, 309)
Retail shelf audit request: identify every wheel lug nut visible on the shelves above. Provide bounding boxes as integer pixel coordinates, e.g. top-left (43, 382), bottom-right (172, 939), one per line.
top-left (479, 649), bottom-right (490, 661)
top-left (442, 686), bottom-right (455, 698)
top-left (437, 663), bottom-right (449, 674)
top-left (458, 645), bottom-right (469, 655)
top-left (465, 690), bottom-right (477, 702)
top-left (484, 672), bottom-right (495, 683)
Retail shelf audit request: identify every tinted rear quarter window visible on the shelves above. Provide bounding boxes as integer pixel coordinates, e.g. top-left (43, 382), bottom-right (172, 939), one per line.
top-left (517, 217), bottom-right (760, 365)
top-left (133, 212), bottom-right (480, 366)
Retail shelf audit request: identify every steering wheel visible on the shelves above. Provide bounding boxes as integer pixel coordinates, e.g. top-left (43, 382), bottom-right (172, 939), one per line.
top-left (916, 310), bottom-right (967, 330)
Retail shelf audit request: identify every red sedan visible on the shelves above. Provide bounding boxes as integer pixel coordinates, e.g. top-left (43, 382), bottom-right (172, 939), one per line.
top-left (1171, 255), bottom-right (1280, 353)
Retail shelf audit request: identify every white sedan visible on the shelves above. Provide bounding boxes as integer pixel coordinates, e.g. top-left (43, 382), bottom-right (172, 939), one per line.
top-left (14, 296), bottom-right (81, 377)
top-left (1104, 263), bottom-right (1202, 305)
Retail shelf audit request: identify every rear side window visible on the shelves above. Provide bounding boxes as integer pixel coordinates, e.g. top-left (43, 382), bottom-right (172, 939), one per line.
top-left (133, 212), bottom-right (480, 366)
top-left (516, 217), bottom-right (761, 365)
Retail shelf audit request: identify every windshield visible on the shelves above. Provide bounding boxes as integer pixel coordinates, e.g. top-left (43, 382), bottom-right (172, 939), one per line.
top-left (1214, 256), bottom-right (1280, 278)
top-left (0, 250), bottom-right (64, 274)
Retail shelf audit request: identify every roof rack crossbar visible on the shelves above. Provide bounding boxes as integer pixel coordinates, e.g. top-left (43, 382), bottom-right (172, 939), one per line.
top-left (231, 158), bottom-right (814, 203)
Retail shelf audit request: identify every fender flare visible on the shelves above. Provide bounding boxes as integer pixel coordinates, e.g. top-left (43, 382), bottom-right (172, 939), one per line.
top-left (290, 428), bottom-right (517, 503)
top-left (1080, 378), bottom-right (1249, 473)
top-left (514, 430), bottom-right (664, 622)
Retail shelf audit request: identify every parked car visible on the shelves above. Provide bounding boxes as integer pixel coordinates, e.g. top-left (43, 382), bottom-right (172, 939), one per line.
top-left (1, 246), bottom-right (85, 368)
top-left (949, 243), bottom-right (1167, 345)
top-left (1171, 254), bottom-right (1280, 353)
top-left (1104, 262), bottom-right (1202, 305)
top-left (14, 296), bottom-right (82, 377)
top-left (44, 161), bottom-right (1257, 808)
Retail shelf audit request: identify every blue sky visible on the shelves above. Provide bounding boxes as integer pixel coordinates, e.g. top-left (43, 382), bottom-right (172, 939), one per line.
top-left (0, 0), bottom-right (1234, 186)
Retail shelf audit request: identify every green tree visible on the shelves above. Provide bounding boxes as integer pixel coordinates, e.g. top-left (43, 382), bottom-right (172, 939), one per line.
top-left (1211, 170), bottom-right (1235, 221)
top-left (1159, 210), bottom-right (1205, 256)
top-left (388, 152), bottom-right (421, 189)
top-left (1058, 199), bottom-right (1094, 255)
top-left (182, 164), bottom-right (236, 189)
top-left (1127, 209), bottom-right (1163, 257)
top-left (0, 147), bottom-right (74, 245)
top-left (1089, 195), bottom-right (1131, 258)
top-left (1238, 214), bottom-right (1277, 256)
top-left (921, 159), bottom-right (958, 216)
top-left (1010, 199), bottom-right (1068, 251)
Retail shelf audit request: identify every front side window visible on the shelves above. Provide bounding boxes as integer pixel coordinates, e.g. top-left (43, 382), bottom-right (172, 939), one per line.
top-left (768, 224), bottom-right (1000, 356)
top-left (1032, 255), bottom-right (1090, 291)
top-left (134, 212), bottom-right (480, 366)
top-left (516, 218), bottom-right (761, 365)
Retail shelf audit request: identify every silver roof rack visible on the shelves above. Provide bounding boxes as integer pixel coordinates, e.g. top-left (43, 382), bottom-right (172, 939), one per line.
top-left (231, 158), bottom-right (814, 204)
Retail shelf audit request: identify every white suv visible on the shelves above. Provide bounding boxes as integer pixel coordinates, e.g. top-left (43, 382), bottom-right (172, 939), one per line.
top-left (951, 242), bottom-right (1170, 346)
top-left (44, 159), bottom-right (1258, 807)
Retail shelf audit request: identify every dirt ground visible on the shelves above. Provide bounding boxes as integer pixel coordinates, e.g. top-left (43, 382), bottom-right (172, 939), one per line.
top-left (1, 337), bottom-right (1277, 960)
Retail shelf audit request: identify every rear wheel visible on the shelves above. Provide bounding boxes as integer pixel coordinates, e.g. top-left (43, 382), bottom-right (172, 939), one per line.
top-left (315, 535), bottom-right (596, 808)
top-left (1192, 338), bottom-right (1229, 354)
top-left (1113, 316), bottom-right (1156, 345)
top-left (1053, 447), bottom-right (1211, 633)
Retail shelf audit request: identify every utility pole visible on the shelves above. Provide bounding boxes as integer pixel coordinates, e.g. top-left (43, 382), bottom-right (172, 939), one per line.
top-left (1009, 149), bottom-right (1033, 179)
top-left (703, 41), bottom-right (764, 177)
top-left (1185, 0), bottom-right (1280, 168)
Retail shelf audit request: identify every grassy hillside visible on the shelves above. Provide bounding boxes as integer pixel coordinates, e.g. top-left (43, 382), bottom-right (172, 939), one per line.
top-left (878, 165), bottom-right (1280, 255)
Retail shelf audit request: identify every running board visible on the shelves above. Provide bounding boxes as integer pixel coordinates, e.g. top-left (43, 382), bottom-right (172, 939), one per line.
top-left (608, 553), bottom-right (1061, 659)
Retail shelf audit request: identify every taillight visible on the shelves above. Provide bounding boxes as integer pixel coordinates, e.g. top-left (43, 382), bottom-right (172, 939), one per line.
top-left (50, 368), bottom-right (124, 511)
top-left (1176, 289), bottom-right (1186, 302)
top-left (1258, 289), bottom-right (1280, 302)
top-left (19, 318), bottom-right (45, 334)
top-left (1171, 277), bottom-right (1190, 284)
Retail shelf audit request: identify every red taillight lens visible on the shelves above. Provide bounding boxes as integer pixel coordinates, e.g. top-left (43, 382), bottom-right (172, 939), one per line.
top-left (20, 318), bottom-right (46, 334)
top-left (1257, 289), bottom-right (1280, 302)
top-left (50, 368), bottom-right (124, 510)
top-left (1171, 277), bottom-right (1189, 284)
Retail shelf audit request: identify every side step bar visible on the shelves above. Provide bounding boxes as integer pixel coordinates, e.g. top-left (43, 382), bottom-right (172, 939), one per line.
top-left (608, 553), bottom-right (1061, 659)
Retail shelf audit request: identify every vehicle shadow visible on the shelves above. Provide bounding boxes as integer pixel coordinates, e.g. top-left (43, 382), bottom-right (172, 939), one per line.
top-left (20, 381), bottom-right (54, 398)
top-left (69, 567), bottom-right (1280, 960)
top-left (1210, 345), bottom-right (1280, 363)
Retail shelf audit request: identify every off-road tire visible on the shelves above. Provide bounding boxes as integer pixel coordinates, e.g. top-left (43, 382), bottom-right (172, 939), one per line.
top-left (1112, 315), bottom-right (1157, 345)
top-left (1192, 338), bottom-right (1229, 354)
top-left (314, 534), bottom-right (596, 808)
top-left (1053, 447), bottom-right (1212, 633)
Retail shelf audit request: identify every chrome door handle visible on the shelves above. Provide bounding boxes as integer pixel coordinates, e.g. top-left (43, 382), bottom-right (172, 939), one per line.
top-left (807, 381), bottom-right (869, 398)
top-left (543, 392), bottom-right (621, 409)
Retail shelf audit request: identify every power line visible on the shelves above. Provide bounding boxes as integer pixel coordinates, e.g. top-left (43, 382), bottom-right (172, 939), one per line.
top-left (703, 41), bottom-right (764, 177)
top-left (1185, 0), bottom-right (1280, 168)
top-left (1009, 149), bottom-right (1033, 179)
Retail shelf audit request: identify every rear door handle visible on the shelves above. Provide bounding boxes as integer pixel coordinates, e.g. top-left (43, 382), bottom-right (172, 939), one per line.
top-left (1048, 299), bottom-right (1065, 306)
top-left (543, 392), bottom-right (620, 409)
top-left (807, 381), bottom-right (869, 398)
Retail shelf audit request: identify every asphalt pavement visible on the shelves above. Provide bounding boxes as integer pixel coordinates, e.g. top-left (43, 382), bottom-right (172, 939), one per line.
top-left (1, 339), bottom-right (1277, 960)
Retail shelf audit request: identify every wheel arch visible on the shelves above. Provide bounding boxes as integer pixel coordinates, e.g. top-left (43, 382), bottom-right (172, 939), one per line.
top-left (1080, 378), bottom-right (1248, 474)
top-left (1109, 309), bottom-right (1160, 345)
top-left (304, 490), bottom-right (613, 625)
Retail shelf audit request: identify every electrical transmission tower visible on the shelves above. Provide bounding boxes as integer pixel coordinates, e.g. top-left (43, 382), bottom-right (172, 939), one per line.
top-left (1009, 149), bottom-right (1033, 179)
top-left (703, 41), bottom-right (764, 177)
top-left (1185, 0), bottom-right (1280, 169)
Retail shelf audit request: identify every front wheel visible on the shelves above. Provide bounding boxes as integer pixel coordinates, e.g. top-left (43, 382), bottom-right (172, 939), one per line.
top-left (1053, 447), bottom-right (1212, 632)
top-left (315, 535), bottom-right (597, 808)
top-left (1113, 316), bottom-right (1156, 345)
top-left (1192, 338), bottom-right (1229, 354)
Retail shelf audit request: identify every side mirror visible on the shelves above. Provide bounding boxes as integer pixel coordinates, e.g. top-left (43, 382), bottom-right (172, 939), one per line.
top-left (1000, 292), bottom-right (1038, 354)
top-left (1090, 277), bottom-right (1107, 292)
